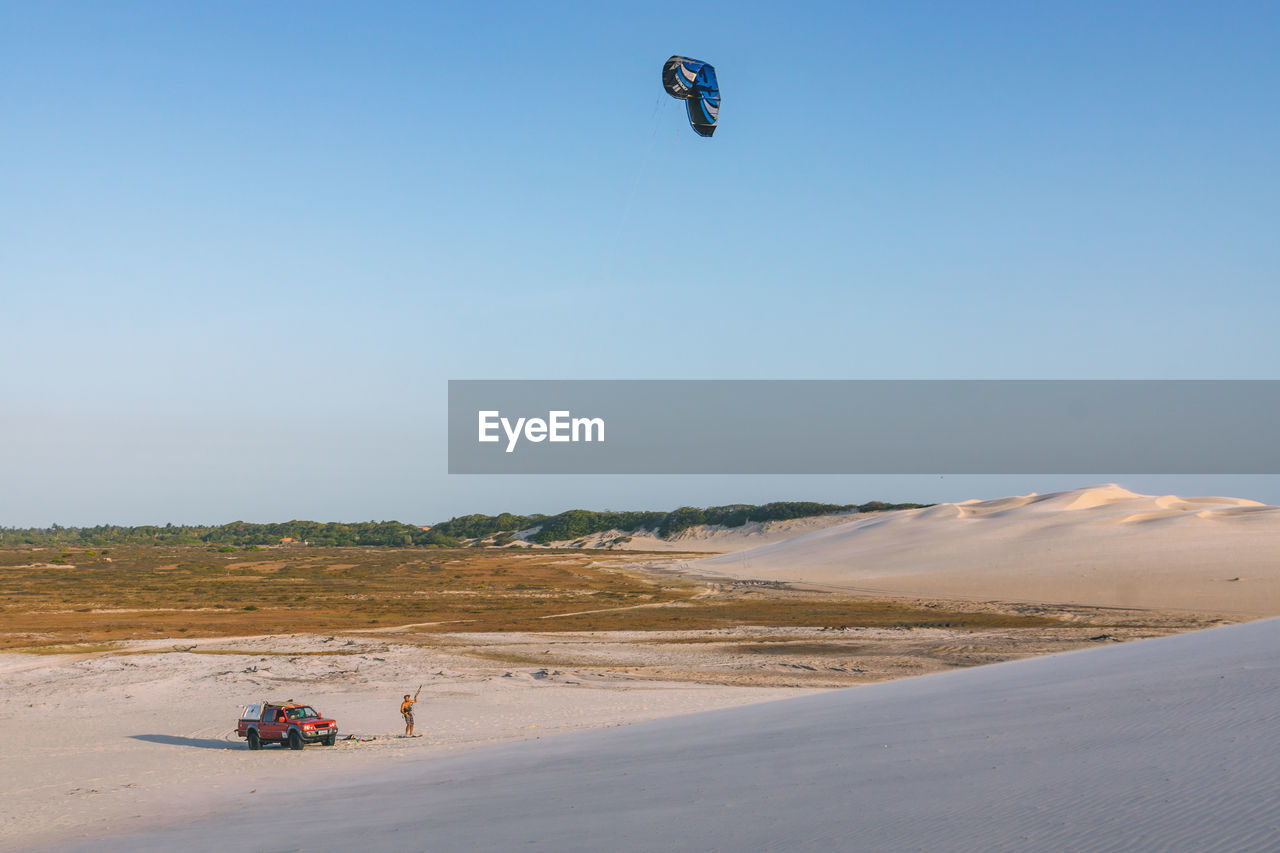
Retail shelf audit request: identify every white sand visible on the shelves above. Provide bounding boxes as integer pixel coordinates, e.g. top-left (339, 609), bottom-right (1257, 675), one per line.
top-left (54, 616), bottom-right (1280, 852)
top-left (1, 635), bottom-right (818, 849)
top-left (693, 484), bottom-right (1280, 615)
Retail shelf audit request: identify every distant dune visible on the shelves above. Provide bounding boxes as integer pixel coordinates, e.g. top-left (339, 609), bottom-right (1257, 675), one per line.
top-left (695, 485), bottom-right (1280, 616)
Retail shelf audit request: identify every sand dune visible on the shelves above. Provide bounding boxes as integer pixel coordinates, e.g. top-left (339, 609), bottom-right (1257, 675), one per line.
top-left (65, 617), bottom-right (1280, 852)
top-left (694, 485), bottom-right (1280, 615)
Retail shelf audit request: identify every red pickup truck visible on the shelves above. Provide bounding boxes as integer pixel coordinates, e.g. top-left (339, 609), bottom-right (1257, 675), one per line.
top-left (237, 700), bottom-right (338, 750)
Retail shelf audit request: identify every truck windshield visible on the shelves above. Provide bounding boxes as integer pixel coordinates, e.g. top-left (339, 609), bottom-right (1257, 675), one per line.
top-left (286, 707), bottom-right (319, 720)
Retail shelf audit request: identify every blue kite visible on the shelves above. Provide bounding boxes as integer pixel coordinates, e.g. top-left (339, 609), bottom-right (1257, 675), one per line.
top-left (662, 56), bottom-right (720, 137)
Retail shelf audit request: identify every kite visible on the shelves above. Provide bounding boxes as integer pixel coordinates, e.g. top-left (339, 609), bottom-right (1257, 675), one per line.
top-left (662, 56), bottom-right (720, 137)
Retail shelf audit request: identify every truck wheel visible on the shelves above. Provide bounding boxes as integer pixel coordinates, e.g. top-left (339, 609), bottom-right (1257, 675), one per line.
top-left (288, 729), bottom-right (304, 750)
top-left (247, 729), bottom-right (261, 750)
top-left (323, 734), bottom-right (336, 746)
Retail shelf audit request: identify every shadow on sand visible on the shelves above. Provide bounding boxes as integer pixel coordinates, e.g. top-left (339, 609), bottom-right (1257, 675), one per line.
top-left (131, 734), bottom-right (244, 750)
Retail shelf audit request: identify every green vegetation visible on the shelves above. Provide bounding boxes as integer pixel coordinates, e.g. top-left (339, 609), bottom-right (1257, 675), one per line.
top-left (514, 500), bottom-right (928, 543)
top-left (656, 501), bottom-right (924, 538)
top-left (528, 510), bottom-right (668, 543)
top-left (426, 512), bottom-right (548, 540)
top-left (1, 500), bottom-right (930, 549)
top-left (0, 521), bottom-right (457, 548)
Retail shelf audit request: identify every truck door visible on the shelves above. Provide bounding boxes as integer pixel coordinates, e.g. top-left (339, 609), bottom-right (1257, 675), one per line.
top-left (262, 706), bottom-right (285, 739)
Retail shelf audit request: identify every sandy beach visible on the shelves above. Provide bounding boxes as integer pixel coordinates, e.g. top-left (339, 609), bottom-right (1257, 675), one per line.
top-left (7, 615), bottom-right (1175, 849)
top-left (1, 632), bottom-right (824, 849)
top-left (58, 616), bottom-right (1280, 853)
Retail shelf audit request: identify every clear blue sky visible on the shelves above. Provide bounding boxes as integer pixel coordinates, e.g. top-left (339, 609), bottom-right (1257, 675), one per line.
top-left (3, 1), bottom-right (1278, 526)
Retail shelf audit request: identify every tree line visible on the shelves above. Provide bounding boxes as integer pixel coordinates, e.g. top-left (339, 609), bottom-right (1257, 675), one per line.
top-left (0, 521), bottom-right (454, 548)
top-left (433, 500), bottom-right (930, 544)
top-left (3, 500), bottom-right (930, 549)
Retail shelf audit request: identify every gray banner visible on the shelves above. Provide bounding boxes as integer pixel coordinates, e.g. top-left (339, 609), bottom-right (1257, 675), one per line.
top-left (448, 380), bottom-right (1280, 474)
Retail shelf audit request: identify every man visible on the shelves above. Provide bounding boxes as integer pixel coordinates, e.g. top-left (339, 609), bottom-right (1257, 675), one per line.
top-left (400, 689), bottom-right (419, 737)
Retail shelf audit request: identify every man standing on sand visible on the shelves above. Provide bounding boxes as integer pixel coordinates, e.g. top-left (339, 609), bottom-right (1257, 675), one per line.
top-left (400, 686), bottom-right (421, 737)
